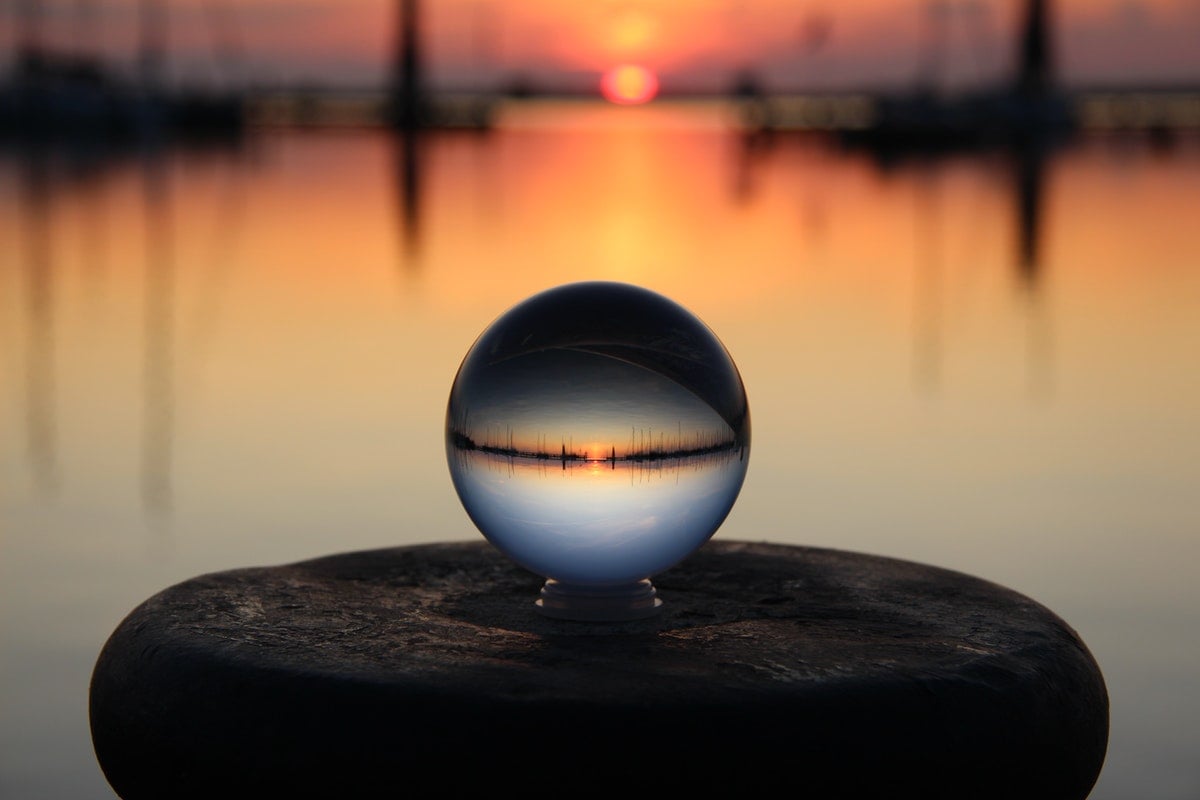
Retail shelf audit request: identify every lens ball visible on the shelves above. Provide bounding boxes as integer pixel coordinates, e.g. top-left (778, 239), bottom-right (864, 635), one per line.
top-left (445, 282), bottom-right (750, 619)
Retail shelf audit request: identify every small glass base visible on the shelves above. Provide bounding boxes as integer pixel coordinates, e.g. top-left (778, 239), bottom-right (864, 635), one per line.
top-left (535, 578), bottom-right (663, 621)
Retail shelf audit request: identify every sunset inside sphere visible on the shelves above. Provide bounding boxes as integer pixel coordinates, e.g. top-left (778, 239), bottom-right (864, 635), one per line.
top-left (445, 282), bottom-right (750, 619)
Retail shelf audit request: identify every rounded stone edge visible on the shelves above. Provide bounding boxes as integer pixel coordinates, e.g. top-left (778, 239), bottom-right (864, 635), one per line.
top-left (89, 540), bottom-right (1109, 800)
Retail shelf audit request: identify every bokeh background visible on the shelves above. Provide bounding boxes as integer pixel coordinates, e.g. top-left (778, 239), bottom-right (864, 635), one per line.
top-left (2, 2), bottom-right (1199, 797)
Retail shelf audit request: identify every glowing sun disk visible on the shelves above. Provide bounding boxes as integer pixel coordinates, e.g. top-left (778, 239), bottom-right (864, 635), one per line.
top-left (601, 65), bottom-right (659, 105)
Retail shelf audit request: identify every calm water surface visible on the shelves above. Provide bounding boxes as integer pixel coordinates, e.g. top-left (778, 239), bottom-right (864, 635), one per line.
top-left (1, 103), bottom-right (1198, 798)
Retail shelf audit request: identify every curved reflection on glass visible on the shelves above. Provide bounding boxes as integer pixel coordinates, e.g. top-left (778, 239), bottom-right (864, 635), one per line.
top-left (445, 281), bottom-right (750, 619)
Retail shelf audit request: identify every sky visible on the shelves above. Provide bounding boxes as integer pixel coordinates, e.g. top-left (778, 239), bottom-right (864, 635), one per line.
top-left (3, 0), bottom-right (1200, 92)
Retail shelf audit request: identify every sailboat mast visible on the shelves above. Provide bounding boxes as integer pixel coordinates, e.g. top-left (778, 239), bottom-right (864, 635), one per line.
top-left (392, 0), bottom-right (424, 129)
top-left (15, 0), bottom-right (43, 60)
top-left (1016, 0), bottom-right (1052, 97)
top-left (139, 0), bottom-right (167, 92)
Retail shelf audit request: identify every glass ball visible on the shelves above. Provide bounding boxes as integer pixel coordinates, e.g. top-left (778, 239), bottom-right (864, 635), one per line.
top-left (445, 282), bottom-right (750, 619)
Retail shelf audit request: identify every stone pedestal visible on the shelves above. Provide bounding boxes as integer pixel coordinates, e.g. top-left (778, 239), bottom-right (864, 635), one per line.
top-left (90, 540), bottom-right (1108, 799)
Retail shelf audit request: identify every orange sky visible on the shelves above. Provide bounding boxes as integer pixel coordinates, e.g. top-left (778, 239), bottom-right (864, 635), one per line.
top-left (4, 0), bottom-right (1200, 91)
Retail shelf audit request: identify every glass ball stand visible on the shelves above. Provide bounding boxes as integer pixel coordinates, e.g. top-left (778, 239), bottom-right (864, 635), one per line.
top-left (536, 578), bottom-right (663, 621)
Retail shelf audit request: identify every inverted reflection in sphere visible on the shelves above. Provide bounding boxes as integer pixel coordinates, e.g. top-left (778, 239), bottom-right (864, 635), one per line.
top-left (445, 282), bottom-right (750, 620)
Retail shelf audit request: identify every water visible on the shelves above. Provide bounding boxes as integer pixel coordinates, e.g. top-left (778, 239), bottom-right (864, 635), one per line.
top-left (1, 102), bottom-right (1197, 798)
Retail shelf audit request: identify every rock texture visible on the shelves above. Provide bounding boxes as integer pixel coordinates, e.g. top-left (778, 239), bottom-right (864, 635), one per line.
top-left (90, 540), bottom-right (1108, 799)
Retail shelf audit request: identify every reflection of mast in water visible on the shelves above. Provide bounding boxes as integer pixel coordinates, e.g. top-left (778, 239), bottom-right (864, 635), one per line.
top-left (141, 151), bottom-right (175, 520)
top-left (393, 130), bottom-right (424, 267)
top-left (182, 154), bottom-right (244, 375)
top-left (912, 166), bottom-right (944, 392)
top-left (1013, 143), bottom-right (1055, 399)
top-left (77, 163), bottom-right (110, 317)
top-left (1015, 142), bottom-right (1045, 289)
top-left (731, 129), bottom-right (771, 205)
top-left (20, 154), bottom-right (60, 495)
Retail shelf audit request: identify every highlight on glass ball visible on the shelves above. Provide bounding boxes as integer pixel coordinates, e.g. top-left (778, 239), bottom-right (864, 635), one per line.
top-left (445, 281), bottom-right (751, 621)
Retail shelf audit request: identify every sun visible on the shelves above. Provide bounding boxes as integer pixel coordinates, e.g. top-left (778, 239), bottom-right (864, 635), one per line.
top-left (600, 64), bottom-right (659, 105)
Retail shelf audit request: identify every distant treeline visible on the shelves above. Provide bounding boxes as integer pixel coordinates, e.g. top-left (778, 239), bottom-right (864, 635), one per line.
top-left (447, 417), bottom-right (745, 465)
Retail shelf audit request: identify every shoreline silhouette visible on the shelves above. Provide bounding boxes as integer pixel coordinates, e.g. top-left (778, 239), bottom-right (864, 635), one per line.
top-left (448, 424), bottom-right (746, 465)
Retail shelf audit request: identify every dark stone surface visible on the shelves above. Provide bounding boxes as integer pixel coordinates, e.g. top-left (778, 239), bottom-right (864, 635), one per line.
top-left (90, 540), bottom-right (1108, 799)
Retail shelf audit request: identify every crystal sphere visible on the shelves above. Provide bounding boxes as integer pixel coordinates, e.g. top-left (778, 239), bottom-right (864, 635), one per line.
top-left (445, 282), bottom-right (750, 619)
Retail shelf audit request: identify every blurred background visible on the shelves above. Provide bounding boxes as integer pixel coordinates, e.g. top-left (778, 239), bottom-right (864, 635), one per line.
top-left (1, 1), bottom-right (1198, 797)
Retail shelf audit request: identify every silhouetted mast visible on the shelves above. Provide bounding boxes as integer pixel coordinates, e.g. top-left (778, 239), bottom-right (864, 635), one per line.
top-left (392, 0), bottom-right (424, 129)
top-left (139, 0), bottom-right (167, 92)
top-left (15, 0), bottom-right (43, 60)
top-left (1016, 0), bottom-right (1051, 97)
top-left (918, 0), bottom-right (948, 94)
top-left (68, 0), bottom-right (104, 59)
